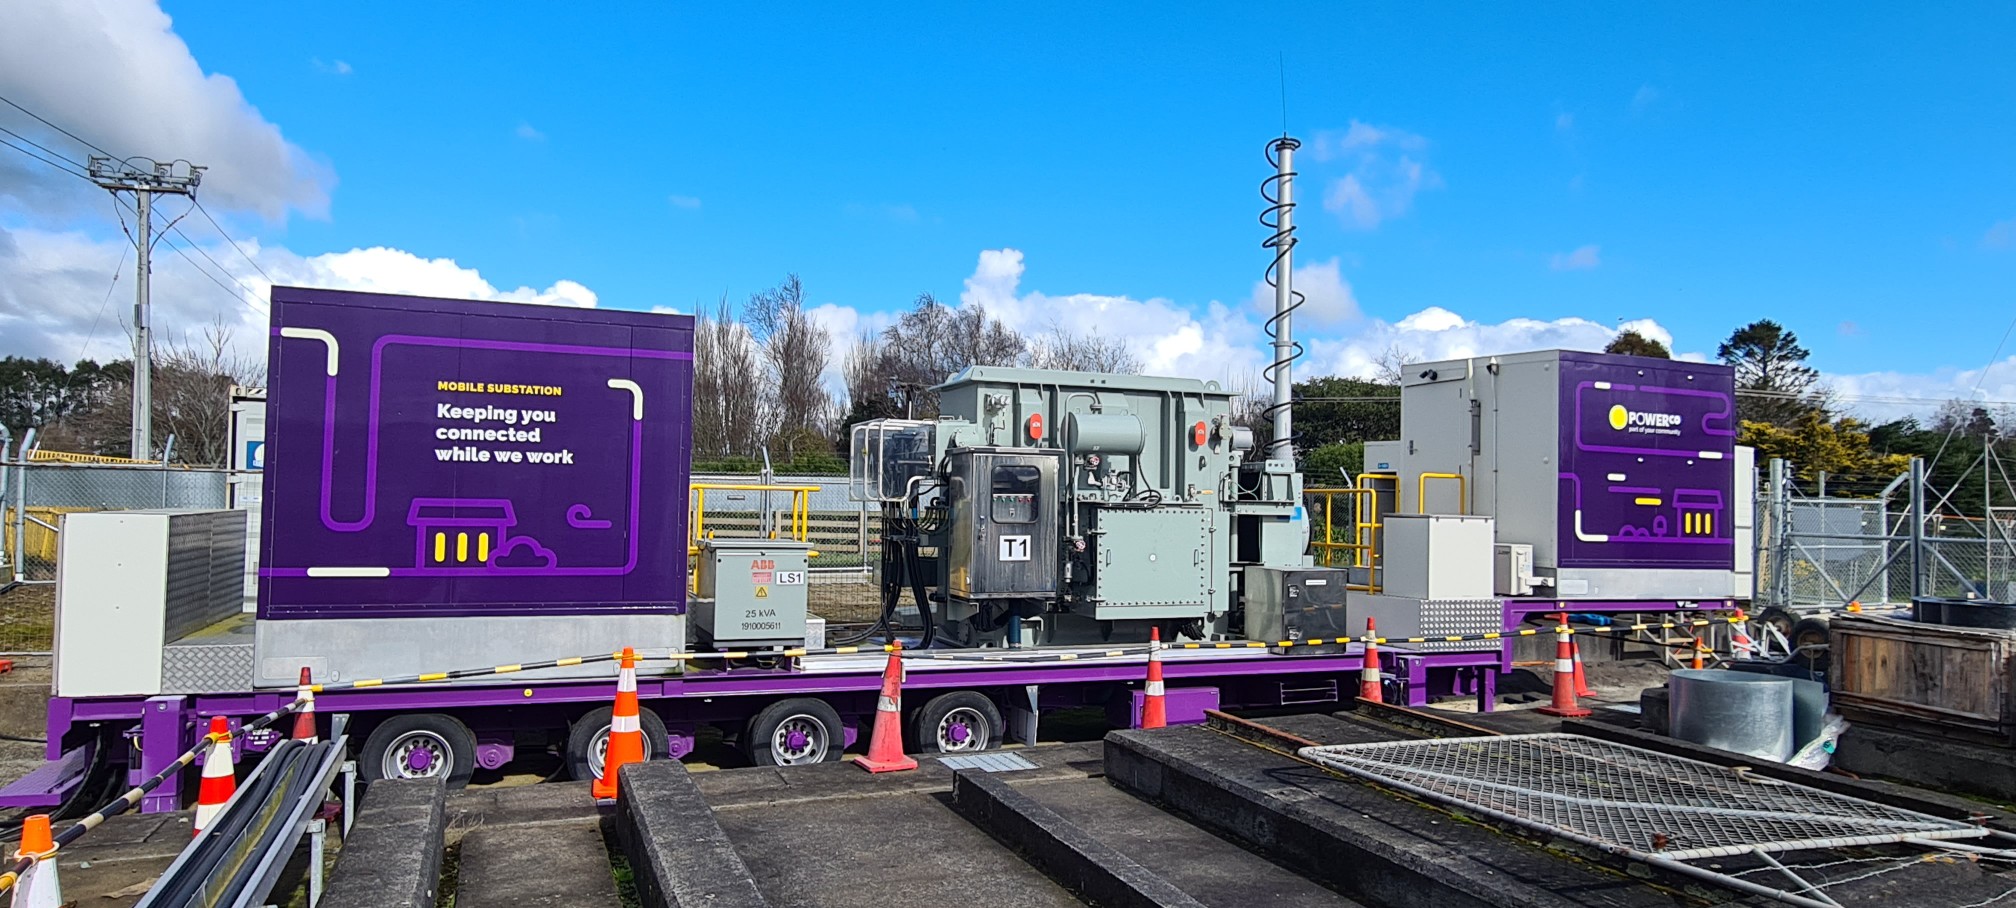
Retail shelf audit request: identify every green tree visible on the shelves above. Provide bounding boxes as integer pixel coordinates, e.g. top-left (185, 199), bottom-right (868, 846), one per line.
top-left (1738, 412), bottom-right (1910, 488)
top-left (0, 357), bottom-right (122, 441)
top-left (1303, 442), bottom-right (1364, 486)
top-left (1604, 330), bottom-right (1671, 359)
top-left (1719, 319), bottom-right (1826, 427)
top-left (1293, 376), bottom-right (1400, 448)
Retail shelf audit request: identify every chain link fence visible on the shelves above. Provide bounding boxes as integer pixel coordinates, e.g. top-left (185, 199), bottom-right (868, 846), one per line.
top-left (1759, 460), bottom-right (2016, 612)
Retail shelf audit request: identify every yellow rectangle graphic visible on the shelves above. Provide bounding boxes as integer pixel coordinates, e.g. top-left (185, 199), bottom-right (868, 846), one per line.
top-left (1634, 497), bottom-right (1662, 506)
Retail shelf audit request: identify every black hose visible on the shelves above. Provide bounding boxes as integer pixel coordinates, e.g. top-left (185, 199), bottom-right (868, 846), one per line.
top-left (905, 534), bottom-right (937, 649)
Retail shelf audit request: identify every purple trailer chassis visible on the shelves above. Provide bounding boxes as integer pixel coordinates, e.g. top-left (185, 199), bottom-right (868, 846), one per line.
top-left (11, 645), bottom-right (1435, 814)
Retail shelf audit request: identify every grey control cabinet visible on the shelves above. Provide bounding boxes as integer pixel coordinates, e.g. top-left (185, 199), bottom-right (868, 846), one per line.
top-left (1242, 566), bottom-right (1351, 650)
top-left (947, 448), bottom-right (1062, 600)
top-left (692, 539), bottom-right (812, 648)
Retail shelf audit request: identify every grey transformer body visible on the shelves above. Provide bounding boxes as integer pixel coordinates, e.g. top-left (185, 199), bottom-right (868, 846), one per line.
top-left (849, 366), bottom-right (1311, 648)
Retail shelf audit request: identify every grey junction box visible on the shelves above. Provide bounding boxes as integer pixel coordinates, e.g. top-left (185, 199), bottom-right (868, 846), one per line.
top-left (691, 539), bottom-right (812, 649)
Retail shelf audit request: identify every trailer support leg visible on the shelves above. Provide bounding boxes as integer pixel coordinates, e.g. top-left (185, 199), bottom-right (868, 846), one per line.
top-left (308, 817), bottom-right (327, 905)
top-left (140, 695), bottom-right (187, 815)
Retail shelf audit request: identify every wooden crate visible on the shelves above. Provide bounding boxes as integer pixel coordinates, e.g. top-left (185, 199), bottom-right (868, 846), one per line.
top-left (1831, 614), bottom-right (2016, 745)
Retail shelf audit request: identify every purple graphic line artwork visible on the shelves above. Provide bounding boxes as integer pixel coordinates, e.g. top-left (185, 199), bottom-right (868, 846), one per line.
top-left (566, 505), bottom-right (613, 529)
top-left (257, 286), bottom-right (696, 620)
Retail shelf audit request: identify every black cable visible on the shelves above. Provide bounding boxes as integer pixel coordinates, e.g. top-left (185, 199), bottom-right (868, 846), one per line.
top-left (0, 94), bottom-right (118, 158)
top-left (193, 198), bottom-right (273, 283)
top-left (0, 134), bottom-right (90, 181)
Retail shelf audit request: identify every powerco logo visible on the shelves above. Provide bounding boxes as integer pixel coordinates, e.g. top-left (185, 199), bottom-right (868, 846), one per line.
top-left (1607, 404), bottom-right (1683, 436)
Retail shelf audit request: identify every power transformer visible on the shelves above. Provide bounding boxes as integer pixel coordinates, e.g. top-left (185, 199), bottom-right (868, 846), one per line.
top-left (850, 366), bottom-right (1309, 646)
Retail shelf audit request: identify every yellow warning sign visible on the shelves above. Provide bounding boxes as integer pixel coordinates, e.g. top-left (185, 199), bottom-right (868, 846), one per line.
top-left (755, 585), bottom-right (769, 599)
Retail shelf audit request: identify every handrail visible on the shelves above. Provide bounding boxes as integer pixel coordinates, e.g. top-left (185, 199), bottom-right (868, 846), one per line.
top-left (1306, 487), bottom-right (1377, 580)
top-left (1417, 472), bottom-right (1467, 514)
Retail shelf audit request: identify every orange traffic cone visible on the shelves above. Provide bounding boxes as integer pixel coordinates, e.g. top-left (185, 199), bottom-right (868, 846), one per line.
top-left (193, 717), bottom-right (236, 837)
top-left (11, 814), bottom-right (61, 908)
top-left (592, 647), bottom-right (643, 800)
top-left (292, 667), bottom-right (317, 743)
top-left (1692, 635), bottom-right (1707, 670)
top-left (1140, 628), bottom-right (1167, 729)
top-left (1564, 614), bottom-right (1593, 698)
top-left (1538, 618), bottom-right (1592, 718)
top-left (1358, 617), bottom-right (1383, 704)
top-left (857, 642), bottom-right (917, 773)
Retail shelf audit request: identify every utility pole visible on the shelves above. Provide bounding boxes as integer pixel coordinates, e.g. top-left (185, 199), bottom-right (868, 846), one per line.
top-left (87, 156), bottom-right (203, 460)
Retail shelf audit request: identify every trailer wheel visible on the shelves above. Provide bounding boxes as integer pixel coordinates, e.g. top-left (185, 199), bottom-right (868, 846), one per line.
top-left (565, 705), bottom-right (671, 782)
top-left (360, 715), bottom-right (477, 787)
top-left (745, 698), bottom-right (845, 767)
top-left (913, 691), bottom-right (1003, 754)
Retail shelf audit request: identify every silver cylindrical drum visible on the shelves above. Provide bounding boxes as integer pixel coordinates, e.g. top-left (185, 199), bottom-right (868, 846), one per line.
top-left (1668, 669), bottom-right (1795, 762)
top-left (1065, 413), bottom-right (1144, 455)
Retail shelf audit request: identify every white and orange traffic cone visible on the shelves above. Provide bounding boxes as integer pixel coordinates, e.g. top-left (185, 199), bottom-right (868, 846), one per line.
top-left (592, 647), bottom-right (643, 800)
top-left (1141, 628), bottom-right (1167, 729)
top-left (1538, 618), bottom-right (1593, 718)
top-left (1564, 614), bottom-right (1593, 698)
top-left (1358, 617), bottom-right (1383, 704)
top-left (1730, 609), bottom-right (1756, 661)
top-left (192, 717), bottom-right (236, 837)
top-left (857, 642), bottom-right (918, 773)
top-left (292, 667), bottom-right (317, 743)
top-left (11, 814), bottom-right (61, 908)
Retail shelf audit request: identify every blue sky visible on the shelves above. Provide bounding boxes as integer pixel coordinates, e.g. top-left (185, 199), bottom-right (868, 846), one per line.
top-left (3, 2), bottom-right (2013, 418)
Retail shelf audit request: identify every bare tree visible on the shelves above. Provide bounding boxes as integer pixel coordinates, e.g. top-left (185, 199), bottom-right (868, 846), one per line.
top-left (1026, 325), bottom-right (1143, 373)
top-left (691, 296), bottom-right (764, 457)
top-left (870, 293), bottom-right (1026, 419)
top-left (1372, 343), bottom-right (1421, 384)
top-left (49, 321), bottom-right (263, 463)
top-left (745, 274), bottom-right (833, 452)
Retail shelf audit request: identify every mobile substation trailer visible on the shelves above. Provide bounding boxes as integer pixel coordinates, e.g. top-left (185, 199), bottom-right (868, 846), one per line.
top-left (2, 277), bottom-right (1754, 815)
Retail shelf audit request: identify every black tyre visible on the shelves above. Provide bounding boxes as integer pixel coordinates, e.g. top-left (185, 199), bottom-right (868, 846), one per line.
top-left (565, 705), bottom-right (671, 782)
top-left (912, 691), bottom-right (1003, 754)
top-left (744, 698), bottom-right (845, 767)
top-left (1790, 617), bottom-right (1832, 674)
top-left (359, 714), bottom-right (477, 787)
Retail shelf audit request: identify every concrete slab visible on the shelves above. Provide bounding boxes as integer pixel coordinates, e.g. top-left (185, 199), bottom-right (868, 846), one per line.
top-left (617, 760), bottom-right (768, 908)
top-left (446, 778), bottom-right (606, 844)
top-left (322, 776), bottom-right (447, 908)
top-left (1836, 722), bottom-right (2016, 808)
top-left (950, 770), bottom-right (1209, 908)
top-left (690, 740), bottom-right (1106, 810)
top-left (458, 819), bottom-right (620, 908)
top-left (715, 787), bottom-right (1084, 908)
top-left (1104, 725), bottom-right (1711, 908)
top-left (1006, 775), bottom-right (1357, 908)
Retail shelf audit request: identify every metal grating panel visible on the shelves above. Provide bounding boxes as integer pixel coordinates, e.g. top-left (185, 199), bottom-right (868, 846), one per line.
top-left (162, 642), bottom-right (255, 694)
top-left (1299, 734), bottom-right (1986, 861)
top-left (1414, 597), bottom-right (1503, 653)
top-left (938, 752), bottom-right (1038, 773)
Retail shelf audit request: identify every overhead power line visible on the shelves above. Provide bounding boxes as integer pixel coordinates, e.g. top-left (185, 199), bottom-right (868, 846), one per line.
top-left (0, 92), bottom-right (117, 158)
top-left (192, 198), bottom-right (272, 283)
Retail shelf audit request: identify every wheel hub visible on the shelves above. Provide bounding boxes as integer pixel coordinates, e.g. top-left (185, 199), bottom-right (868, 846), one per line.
top-left (773, 715), bottom-right (826, 764)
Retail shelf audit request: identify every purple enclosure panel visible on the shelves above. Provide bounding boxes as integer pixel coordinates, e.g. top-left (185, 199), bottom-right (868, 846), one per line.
top-left (1556, 353), bottom-right (1736, 571)
top-left (257, 287), bottom-right (695, 619)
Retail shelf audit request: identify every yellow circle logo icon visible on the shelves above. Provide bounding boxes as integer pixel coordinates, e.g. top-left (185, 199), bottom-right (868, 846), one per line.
top-left (1608, 404), bottom-right (1628, 430)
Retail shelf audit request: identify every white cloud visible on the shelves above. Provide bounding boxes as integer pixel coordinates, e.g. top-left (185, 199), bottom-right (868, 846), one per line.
top-left (1310, 120), bottom-right (1439, 230)
top-left (1828, 357), bottom-right (2016, 423)
top-left (514, 122), bottom-right (545, 142)
top-left (0, 225), bottom-right (598, 367)
top-left (1631, 84), bottom-right (1660, 114)
top-left (311, 58), bottom-right (352, 76)
top-left (1549, 244), bottom-right (1602, 271)
top-left (1555, 111), bottom-right (1574, 131)
top-left (1248, 258), bottom-right (1359, 325)
top-left (1985, 217), bottom-right (2016, 250)
top-left (667, 194), bottom-right (702, 210)
top-left (0, 0), bottom-right (334, 222)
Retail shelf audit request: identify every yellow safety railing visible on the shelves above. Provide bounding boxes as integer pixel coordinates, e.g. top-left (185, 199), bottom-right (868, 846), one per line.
top-left (1416, 471), bottom-right (1467, 514)
top-left (26, 450), bottom-right (162, 465)
top-left (688, 483), bottom-right (822, 555)
top-left (1306, 487), bottom-right (1374, 569)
